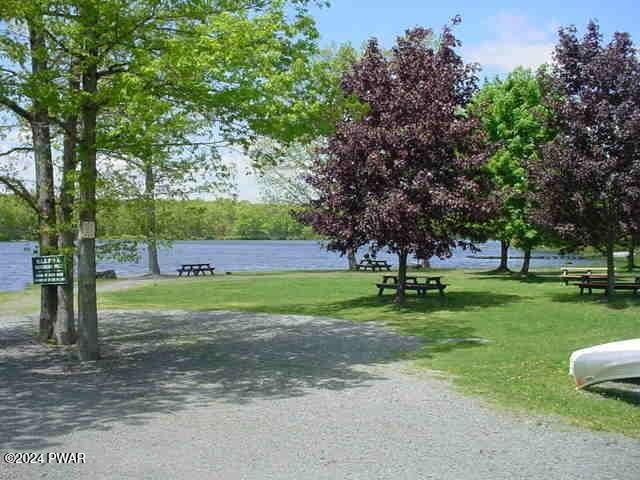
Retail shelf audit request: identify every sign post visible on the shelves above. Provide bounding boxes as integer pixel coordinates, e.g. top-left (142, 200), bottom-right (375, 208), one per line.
top-left (32, 255), bottom-right (68, 286)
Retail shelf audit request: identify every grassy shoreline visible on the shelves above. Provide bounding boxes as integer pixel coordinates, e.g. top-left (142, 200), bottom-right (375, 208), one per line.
top-left (3, 266), bottom-right (639, 437)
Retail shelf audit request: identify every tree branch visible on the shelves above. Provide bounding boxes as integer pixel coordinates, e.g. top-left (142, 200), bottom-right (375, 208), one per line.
top-left (0, 175), bottom-right (38, 213)
top-left (97, 63), bottom-right (130, 79)
top-left (0, 96), bottom-right (33, 122)
top-left (0, 146), bottom-right (33, 157)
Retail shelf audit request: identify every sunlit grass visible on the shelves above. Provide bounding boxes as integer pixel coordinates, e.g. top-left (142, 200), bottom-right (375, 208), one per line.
top-left (0, 285), bottom-right (40, 315)
top-left (100, 267), bottom-right (640, 437)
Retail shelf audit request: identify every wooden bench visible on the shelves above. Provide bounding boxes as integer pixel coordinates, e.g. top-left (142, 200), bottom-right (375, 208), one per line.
top-left (356, 259), bottom-right (392, 272)
top-left (376, 275), bottom-right (447, 297)
top-left (177, 263), bottom-right (215, 277)
top-left (561, 267), bottom-right (611, 285)
top-left (576, 276), bottom-right (640, 295)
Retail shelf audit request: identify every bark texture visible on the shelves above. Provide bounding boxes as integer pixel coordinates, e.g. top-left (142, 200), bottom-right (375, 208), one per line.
top-left (606, 235), bottom-right (616, 298)
top-left (144, 162), bottom-right (161, 276)
top-left (77, 6), bottom-right (99, 360)
top-left (347, 249), bottom-right (357, 270)
top-left (394, 250), bottom-right (408, 303)
top-left (520, 247), bottom-right (532, 275)
top-left (29, 20), bottom-right (58, 340)
top-left (496, 240), bottom-right (510, 272)
top-left (56, 113), bottom-right (78, 345)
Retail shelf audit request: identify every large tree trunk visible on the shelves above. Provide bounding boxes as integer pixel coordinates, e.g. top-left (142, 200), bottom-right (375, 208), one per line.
top-left (29, 21), bottom-right (57, 340)
top-left (394, 250), bottom-right (408, 304)
top-left (520, 246), bottom-right (532, 275)
top-left (605, 235), bottom-right (616, 299)
top-left (56, 113), bottom-right (78, 345)
top-left (77, 9), bottom-right (99, 360)
top-left (144, 161), bottom-right (161, 276)
top-left (347, 248), bottom-right (357, 270)
top-left (496, 239), bottom-right (510, 272)
top-left (628, 235), bottom-right (637, 272)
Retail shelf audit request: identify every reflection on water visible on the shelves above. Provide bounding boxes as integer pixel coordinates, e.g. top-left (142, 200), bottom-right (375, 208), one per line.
top-left (0, 240), bottom-right (590, 292)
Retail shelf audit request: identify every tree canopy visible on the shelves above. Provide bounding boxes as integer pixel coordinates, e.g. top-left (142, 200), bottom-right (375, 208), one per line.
top-left (530, 21), bottom-right (640, 296)
top-left (302, 19), bottom-right (492, 301)
top-left (470, 68), bottom-right (554, 273)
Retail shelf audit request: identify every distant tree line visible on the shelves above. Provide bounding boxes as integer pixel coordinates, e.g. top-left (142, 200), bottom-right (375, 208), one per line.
top-left (0, 195), bottom-right (315, 241)
top-left (0, 194), bottom-right (38, 241)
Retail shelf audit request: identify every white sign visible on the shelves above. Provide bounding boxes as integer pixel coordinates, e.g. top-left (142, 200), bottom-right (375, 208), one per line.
top-left (79, 221), bottom-right (96, 239)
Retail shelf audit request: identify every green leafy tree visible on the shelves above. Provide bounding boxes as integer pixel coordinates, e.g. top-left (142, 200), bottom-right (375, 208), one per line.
top-left (1, 0), bottom-right (337, 360)
top-left (64, 0), bottom-right (332, 359)
top-left (0, 0), bottom-right (69, 340)
top-left (252, 44), bottom-right (363, 266)
top-left (471, 68), bottom-right (554, 274)
top-left (97, 90), bottom-right (232, 275)
top-left (0, 194), bottom-right (38, 240)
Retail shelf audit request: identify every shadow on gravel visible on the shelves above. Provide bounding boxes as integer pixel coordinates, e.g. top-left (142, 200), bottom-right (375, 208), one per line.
top-left (226, 292), bottom-right (508, 359)
top-left (0, 311), bottom-right (421, 450)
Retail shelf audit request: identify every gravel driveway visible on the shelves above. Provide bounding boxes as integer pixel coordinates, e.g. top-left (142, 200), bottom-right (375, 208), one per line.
top-left (1, 310), bottom-right (639, 479)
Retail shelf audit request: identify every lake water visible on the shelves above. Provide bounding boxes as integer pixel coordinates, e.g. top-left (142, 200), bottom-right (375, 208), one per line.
top-left (0, 240), bottom-right (591, 293)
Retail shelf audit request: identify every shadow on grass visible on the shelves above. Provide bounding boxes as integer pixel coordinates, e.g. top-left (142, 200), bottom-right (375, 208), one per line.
top-left (228, 291), bottom-right (522, 319)
top-left (0, 310), bottom-right (422, 450)
top-left (588, 379), bottom-right (640, 406)
top-left (550, 291), bottom-right (640, 310)
top-left (467, 270), bottom-right (562, 284)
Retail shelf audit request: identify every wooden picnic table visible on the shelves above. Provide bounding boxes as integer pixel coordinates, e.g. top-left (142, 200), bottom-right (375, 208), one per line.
top-left (575, 276), bottom-right (640, 295)
top-left (177, 263), bottom-right (215, 277)
top-left (381, 274), bottom-right (443, 285)
top-left (560, 267), bottom-right (611, 285)
top-left (355, 259), bottom-right (392, 272)
top-left (377, 275), bottom-right (447, 296)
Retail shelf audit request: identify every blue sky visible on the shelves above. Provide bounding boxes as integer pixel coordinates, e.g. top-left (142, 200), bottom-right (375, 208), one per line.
top-left (234, 0), bottom-right (640, 201)
top-left (309, 0), bottom-right (640, 78)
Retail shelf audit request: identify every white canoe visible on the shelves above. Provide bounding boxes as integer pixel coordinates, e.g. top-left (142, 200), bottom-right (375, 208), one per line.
top-left (569, 339), bottom-right (640, 389)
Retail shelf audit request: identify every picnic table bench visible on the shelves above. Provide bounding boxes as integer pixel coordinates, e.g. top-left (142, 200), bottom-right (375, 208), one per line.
top-left (561, 267), bottom-right (611, 285)
top-left (356, 259), bottom-right (392, 272)
top-left (575, 276), bottom-right (640, 295)
top-left (177, 263), bottom-right (215, 277)
top-left (376, 275), bottom-right (447, 296)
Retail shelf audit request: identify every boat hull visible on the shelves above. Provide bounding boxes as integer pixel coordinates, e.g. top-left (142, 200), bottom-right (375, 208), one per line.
top-left (569, 339), bottom-right (640, 389)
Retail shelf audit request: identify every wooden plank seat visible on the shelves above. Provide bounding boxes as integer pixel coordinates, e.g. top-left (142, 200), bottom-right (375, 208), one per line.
top-left (355, 263), bottom-right (379, 271)
top-left (177, 263), bottom-right (215, 277)
top-left (376, 282), bottom-right (447, 296)
top-left (377, 275), bottom-right (447, 296)
top-left (355, 259), bottom-right (392, 272)
top-left (561, 267), bottom-right (610, 285)
top-left (575, 276), bottom-right (640, 295)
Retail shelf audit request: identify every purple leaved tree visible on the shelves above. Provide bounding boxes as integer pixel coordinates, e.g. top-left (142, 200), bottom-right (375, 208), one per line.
top-left (301, 19), bottom-right (492, 302)
top-left (530, 21), bottom-right (640, 297)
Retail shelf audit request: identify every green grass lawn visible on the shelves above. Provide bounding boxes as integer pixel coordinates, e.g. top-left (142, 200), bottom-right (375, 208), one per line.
top-left (98, 267), bottom-right (640, 437)
top-left (0, 285), bottom-right (40, 316)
